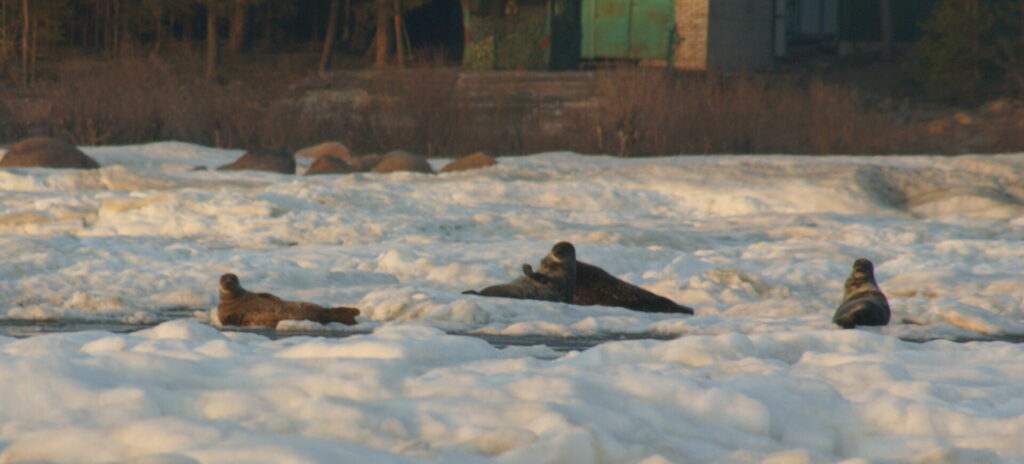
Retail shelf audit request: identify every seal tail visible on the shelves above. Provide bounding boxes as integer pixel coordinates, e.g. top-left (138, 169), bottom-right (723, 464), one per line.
top-left (318, 307), bottom-right (360, 325)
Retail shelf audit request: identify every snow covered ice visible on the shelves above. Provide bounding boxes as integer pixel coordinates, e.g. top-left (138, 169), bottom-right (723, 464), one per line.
top-left (1, 142), bottom-right (1023, 462)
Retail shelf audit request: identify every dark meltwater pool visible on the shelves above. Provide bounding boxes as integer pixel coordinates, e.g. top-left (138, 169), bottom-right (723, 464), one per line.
top-left (0, 318), bottom-right (682, 353)
top-left (1, 312), bottom-right (1021, 351)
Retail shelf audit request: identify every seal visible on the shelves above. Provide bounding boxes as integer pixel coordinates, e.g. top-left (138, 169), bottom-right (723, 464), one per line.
top-left (463, 242), bottom-right (576, 303)
top-left (574, 261), bottom-right (694, 314)
top-left (217, 273), bottom-right (360, 327)
top-left (832, 258), bottom-right (890, 329)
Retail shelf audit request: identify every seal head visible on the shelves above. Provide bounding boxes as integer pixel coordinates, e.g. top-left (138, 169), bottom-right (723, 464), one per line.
top-left (220, 273), bottom-right (242, 295)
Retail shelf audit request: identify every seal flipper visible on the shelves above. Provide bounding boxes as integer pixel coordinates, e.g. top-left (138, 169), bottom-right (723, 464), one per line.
top-left (462, 290), bottom-right (480, 295)
top-left (319, 307), bottom-right (360, 325)
top-left (522, 264), bottom-right (550, 283)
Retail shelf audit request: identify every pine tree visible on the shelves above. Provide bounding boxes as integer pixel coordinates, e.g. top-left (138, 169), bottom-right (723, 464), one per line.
top-left (905, 0), bottom-right (997, 103)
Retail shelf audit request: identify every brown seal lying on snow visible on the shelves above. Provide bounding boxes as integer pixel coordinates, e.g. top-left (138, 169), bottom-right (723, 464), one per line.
top-left (217, 273), bottom-right (359, 327)
top-left (463, 242), bottom-right (577, 303)
top-left (574, 261), bottom-right (694, 314)
top-left (832, 258), bottom-right (890, 329)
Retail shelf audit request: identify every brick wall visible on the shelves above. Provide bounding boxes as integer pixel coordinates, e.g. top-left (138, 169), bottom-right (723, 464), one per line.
top-left (674, 0), bottom-right (709, 70)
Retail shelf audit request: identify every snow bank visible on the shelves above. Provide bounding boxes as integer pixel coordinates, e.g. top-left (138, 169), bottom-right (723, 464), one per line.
top-left (0, 320), bottom-right (1022, 463)
top-left (3, 144), bottom-right (1023, 340)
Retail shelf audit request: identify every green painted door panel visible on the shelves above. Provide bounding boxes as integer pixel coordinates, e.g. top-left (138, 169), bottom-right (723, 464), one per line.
top-left (581, 0), bottom-right (674, 60)
top-left (629, 0), bottom-right (673, 59)
top-left (583, 0), bottom-right (628, 57)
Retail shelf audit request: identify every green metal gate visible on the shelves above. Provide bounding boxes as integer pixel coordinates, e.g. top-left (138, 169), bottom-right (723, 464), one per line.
top-left (581, 0), bottom-right (675, 60)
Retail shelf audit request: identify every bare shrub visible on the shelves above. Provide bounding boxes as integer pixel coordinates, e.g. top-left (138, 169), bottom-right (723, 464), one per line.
top-left (46, 59), bottom-right (173, 145)
top-left (362, 67), bottom-right (459, 156)
top-left (0, 57), bottom-right (1009, 156)
top-left (585, 68), bottom-right (914, 156)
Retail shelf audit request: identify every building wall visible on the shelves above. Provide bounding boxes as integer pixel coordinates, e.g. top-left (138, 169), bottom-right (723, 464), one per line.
top-left (707, 0), bottom-right (775, 69)
top-left (793, 0), bottom-right (839, 36)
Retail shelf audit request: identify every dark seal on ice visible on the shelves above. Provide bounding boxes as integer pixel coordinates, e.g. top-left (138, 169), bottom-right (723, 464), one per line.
top-left (574, 261), bottom-right (694, 314)
top-left (217, 273), bottom-right (359, 327)
top-left (463, 242), bottom-right (577, 303)
top-left (832, 258), bottom-right (890, 329)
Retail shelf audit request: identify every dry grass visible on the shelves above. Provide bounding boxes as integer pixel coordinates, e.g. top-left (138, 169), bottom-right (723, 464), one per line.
top-left (0, 58), bottom-right (1014, 156)
top-left (585, 68), bottom-right (915, 156)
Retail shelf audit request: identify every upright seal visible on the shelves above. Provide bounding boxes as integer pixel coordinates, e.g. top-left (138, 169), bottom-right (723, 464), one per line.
top-left (832, 258), bottom-right (890, 329)
top-left (463, 242), bottom-right (577, 303)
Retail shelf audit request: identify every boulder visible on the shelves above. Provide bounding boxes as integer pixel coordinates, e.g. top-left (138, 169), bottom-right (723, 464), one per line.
top-left (980, 98), bottom-right (1013, 115)
top-left (216, 149), bottom-right (295, 174)
top-left (953, 112), bottom-right (975, 126)
top-left (294, 141), bottom-right (356, 165)
top-left (440, 152), bottom-right (497, 173)
top-left (353, 153), bottom-right (383, 172)
top-left (0, 136), bottom-right (99, 169)
top-left (370, 150), bottom-right (434, 174)
top-left (305, 154), bottom-right (357, 175)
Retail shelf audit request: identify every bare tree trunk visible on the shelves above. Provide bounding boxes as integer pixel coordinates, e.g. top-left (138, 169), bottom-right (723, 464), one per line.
top-left (319, 0), bottom-right (341, 77)
top-left (341, 0), bottom-right (352, 43)
top-left (880, 0), bottom-right (893, 61)
top-left (392, 0), bottom-right (404, 67)
top-left (152, 7), bottom-right (164, 57)
top-left (206, 7), bottom-right (218, 82)
top-left (227, 0), bottom-right (247, 53)
top-left (29, 16), bottom-right (36, 84)
top-left (0, 1), bottom-right (6, 70)
top-left (20, 0), bottom-right (28, 85)
top-left (95, 1), bottom-right (102, 48)
top-left (113, 0), bottom-right (121, 54)
top-left (373, 0), bottom-right (390, 67)
top-left (183, 11), bottom-right (193, 42)
top-left (105, 0), bottom-right (112, 53)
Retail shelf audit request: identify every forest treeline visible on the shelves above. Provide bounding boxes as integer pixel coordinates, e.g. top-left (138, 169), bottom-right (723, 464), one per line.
top-left (0, 0), bottom-right (1022, 155)
top-left (2, 0), bottom-right (430, 85)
